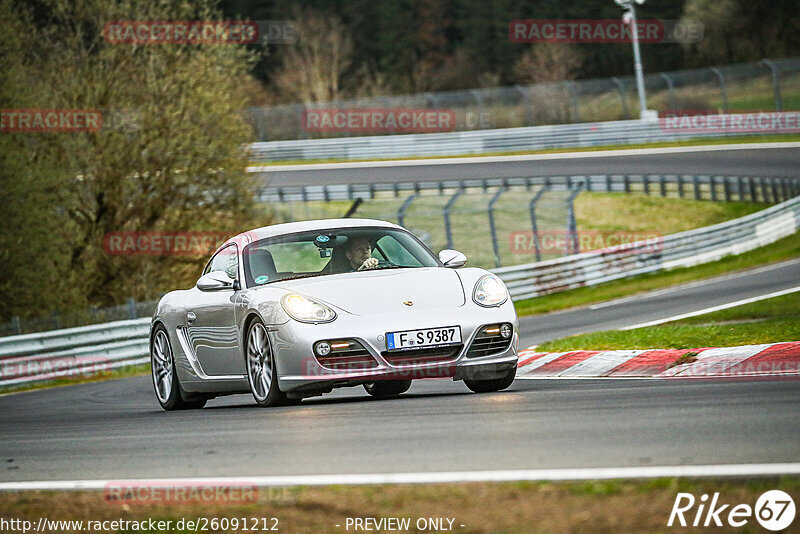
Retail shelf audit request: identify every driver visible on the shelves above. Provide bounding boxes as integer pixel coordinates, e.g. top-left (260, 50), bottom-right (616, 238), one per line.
top-left (345, 237), bottom-right (379, 271)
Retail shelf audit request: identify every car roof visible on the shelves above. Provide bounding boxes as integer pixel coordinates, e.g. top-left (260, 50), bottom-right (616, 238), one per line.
top-left (216, 218), bottom-right (402, 254)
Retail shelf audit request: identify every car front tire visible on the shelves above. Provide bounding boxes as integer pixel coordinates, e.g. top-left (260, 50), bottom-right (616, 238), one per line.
top-left (151, 325), bottom-right (207, 411)
top-left (364, 380), bottom-right (412, 397)
top-left (245, 318), bottom-right (290, 407)
top-left (464, 367), bottom-right (516, 393)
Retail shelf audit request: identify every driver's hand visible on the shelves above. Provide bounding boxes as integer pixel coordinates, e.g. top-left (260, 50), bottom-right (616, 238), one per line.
top-left (358, 257), bottom-right (379, 271)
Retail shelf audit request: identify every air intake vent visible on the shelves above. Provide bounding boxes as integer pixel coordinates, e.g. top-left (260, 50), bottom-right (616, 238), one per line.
top-left (381, 345), bottom-right (463, 366)
top-left (315, 339), bottom-right (378, 370)
top-left (466, 323), bottom-right (513, 358)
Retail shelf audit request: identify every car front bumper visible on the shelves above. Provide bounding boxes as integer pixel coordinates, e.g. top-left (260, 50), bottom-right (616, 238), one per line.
top-left (271, 300), bottom-right (519, 394)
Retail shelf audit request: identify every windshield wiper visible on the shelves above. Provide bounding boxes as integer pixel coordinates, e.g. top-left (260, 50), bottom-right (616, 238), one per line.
top-left (272, 273), bottom-right (325, 282)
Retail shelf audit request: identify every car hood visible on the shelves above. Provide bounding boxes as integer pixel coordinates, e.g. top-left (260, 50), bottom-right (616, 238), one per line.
top-left (272, 267), bottom-right (466, 315)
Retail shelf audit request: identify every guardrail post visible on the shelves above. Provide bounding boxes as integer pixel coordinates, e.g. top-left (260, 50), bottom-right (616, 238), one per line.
top-left (443, 188), bottom-right (464, 249)
top-left (643, 175), bottom-right (650, 196)
top-left (611, 77), bottom-right (629, 119)
top-left (397, 193), bottom-right (418, 227)
top-left (724, 177), bottom-right (731, 202)
top-left (515, 85), bottom-right (534, 126)
top-left (470, 90), bottom-right (485, 130)
top-left (710, 67), bottom-right (729, 112)
top-left (710, 176), bottom-right (718, 202)
top-left (295, 104), bottom-right (308, 139)
top-left (677, 175), bottom-right (684, 198)
top-left (623, 175), bottom-right (630, 193)
top-left (528, 187), bottom-right (549, 262)
top-left (127, 298), bottom-right (137, 319)
top-left (50, 311), bottom-right (60, 330)
top-left (564, 81), bottom-right (580, 122)
top-left (565, 183), bottom-right (584, 255)
top-left (659, 175), bottom-right (667, 197)
top-left (488, 188), bottom-right (507, 268)
top-left (760, 177), bottom-right (770, 203)
top-left (762, 60), bottom-right (783, 111)
top-left (693, 176), bottom-right (701, 200)
top-left (737, 176), bottom-right (745, 201)
top-left (659, 72), bottom-right (677, 110)
top-left (10, 316), bottom-right (21, 335)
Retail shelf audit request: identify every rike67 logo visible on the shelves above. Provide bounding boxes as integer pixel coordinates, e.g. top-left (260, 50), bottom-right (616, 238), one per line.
top-left (668, 490), bottom-right (795, 531)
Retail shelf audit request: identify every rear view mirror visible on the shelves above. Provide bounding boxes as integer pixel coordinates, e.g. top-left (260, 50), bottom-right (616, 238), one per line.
top-left (197, 271), bottom-right (236, 291)
top-left (438, 249), bottom-right (467, 268)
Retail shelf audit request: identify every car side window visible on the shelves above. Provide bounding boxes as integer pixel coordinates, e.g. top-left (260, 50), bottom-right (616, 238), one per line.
top-left (203, 244), bottom-right (239, 279)
top-left (375, 235), bottom-right (424, 266)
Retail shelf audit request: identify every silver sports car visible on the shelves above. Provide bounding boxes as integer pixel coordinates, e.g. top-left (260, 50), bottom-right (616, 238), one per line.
top-left (149, 218), bottom-right (518, 409)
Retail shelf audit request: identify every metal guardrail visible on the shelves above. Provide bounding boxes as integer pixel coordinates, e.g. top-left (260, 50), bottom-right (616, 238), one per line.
top-left (249, 112), bottom-right (799, 162)
top-left (0, 318), bottom-right (150, 388)
top-left (496, 194), bottom-right (800, 299)
top-left (257, 174), bottom-right (800, 204)
top-left (2, 189), bottom-right (798, 388)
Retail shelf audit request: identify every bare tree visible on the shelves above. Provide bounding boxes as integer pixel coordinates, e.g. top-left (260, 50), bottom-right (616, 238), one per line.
top-left (512, 44), bottom-right (583, 85)
top-left (271, 8), bottom-right (353, 103)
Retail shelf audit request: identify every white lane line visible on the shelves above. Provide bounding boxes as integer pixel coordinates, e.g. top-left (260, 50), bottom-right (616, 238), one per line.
top-left (589, 258), bottom-right (800, 310)
top-left (621, 285), bottom-right (800, 330)
top-left (3, 463), bottom-right (800, 490)
top-left (516, 352), bottom-right (569, 375)
top-left (557, 350), bottom-right (645, 377)
top-left (247, 141), bottom-right (800, 172)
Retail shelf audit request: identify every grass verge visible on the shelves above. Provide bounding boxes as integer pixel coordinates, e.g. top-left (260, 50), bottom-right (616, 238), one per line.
top-left (1, 478), bottom-right (798, 533)
top-left (249, 134), bottom-right (800, 166)
top-left (514, 231), bottom-right (800, 317)
top-left (536, 289), bottom-right (800, 352)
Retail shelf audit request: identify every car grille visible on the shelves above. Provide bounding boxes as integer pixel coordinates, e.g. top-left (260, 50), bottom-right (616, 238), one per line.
top-left (381, 344), bottom-right (463, 366)
top-left (315, 339), bottom-right (378, 370)
top-left (466, 324), bottom-right (513, 358)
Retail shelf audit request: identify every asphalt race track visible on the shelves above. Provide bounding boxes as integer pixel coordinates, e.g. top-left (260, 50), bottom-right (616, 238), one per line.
top-left (258, 145), bottom-right (800, 187)
top-left (1, 259), bottom-right (799, 482)
top-left (2, 146), bottom-right (799, 483)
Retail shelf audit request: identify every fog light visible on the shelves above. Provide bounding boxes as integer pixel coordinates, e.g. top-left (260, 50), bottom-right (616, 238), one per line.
top-left (500, 324), bottom-right (512, 339)
top-left (315, 341), bottom-right (331, 356)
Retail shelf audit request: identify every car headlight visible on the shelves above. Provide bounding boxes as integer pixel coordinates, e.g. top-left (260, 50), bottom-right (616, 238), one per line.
top-left (281, 294), bottom-right (337, 323)
top-left (472, 274), bottom-right (508, 307)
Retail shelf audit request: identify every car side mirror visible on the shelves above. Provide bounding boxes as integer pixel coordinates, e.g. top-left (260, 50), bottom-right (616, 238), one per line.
top-left (197, 271), bottom-right (237, 291)
top-left (438, 249), bottom-right (467, 268)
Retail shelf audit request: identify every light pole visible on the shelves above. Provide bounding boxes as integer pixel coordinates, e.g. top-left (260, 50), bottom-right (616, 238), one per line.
top-left (614, 0), bottom-right (657, 120)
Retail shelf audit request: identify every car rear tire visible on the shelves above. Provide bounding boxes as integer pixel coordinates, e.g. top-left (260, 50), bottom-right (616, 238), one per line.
top-left (151, 325), bottom-right (207, 410)
top-left (464, 367), bottom-right (516, 393)
top-left (364, 380), bottom-right (412, 397)
top-left (245, 319), bottom-right (290, 407)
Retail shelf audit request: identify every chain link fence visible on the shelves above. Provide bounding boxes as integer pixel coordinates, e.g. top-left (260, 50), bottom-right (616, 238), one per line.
top-left (244, 57), bottom-right (800, 141)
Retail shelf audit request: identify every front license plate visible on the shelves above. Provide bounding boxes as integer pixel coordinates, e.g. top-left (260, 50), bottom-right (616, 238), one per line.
top-left (386, 326), bottom-right (461, 351)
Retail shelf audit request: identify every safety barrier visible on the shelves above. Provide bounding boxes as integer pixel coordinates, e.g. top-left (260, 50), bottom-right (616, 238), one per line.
top-left (0, 318), bottom-right (150, 388)
top-left (249, 112), bottom-right (800, 162)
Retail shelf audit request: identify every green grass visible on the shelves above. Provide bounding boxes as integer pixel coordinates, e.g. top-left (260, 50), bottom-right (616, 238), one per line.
top-left (514, 231), bottom-right (800, 317)
top-left (536, 288), bottom-right (800, 352)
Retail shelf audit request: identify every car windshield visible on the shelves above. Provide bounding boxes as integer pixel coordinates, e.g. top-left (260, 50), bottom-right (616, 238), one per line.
top-left (242, 226), bottom-right (440, 287)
